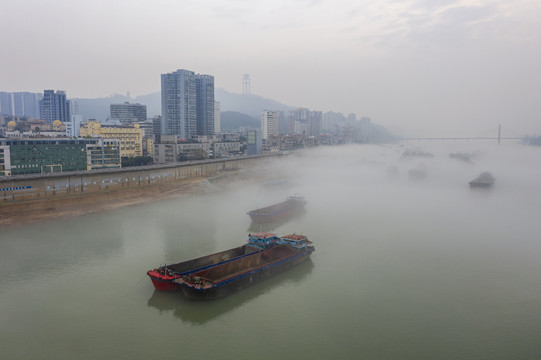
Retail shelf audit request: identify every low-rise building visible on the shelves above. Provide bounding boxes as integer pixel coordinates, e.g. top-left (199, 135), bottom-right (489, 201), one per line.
top-left (0, 145), bottom-right (11, 176)
top-left (0, 139), bottom-right (93, 175)
top-left (154, 143), bottom-right (176, 164)
top-left (80, 120), bottom-right (143, 158)
top-left (265, 134), bottom-right (282, 153)
top-left (213, 141), bottom-right (241, 158)
top-left (153, 136), bottom-right (209, 163)
top-left (143, 137), bottom-right (154, 157)
top-left (86, 138), bottom-right (121, 170)
top-left (0, 138), bottom-right (121, 175)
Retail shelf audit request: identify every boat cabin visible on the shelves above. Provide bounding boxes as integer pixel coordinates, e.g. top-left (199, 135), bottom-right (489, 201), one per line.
top-left (248, 232), bottom-right (280, 249)
top-left (279, 234), bottom-right (312, 249)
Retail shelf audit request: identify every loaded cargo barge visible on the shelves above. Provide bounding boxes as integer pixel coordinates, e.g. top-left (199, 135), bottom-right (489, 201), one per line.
top-left (247, 194), bottom-right (306, 224)
top-left (174, 234), bottom-right (314, 300)
top-left (147, 233), bottom-right (282, 291)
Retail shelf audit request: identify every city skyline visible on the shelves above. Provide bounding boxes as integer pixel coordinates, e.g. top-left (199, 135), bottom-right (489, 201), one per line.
top-left (1, 1), bottom-right (540, 137)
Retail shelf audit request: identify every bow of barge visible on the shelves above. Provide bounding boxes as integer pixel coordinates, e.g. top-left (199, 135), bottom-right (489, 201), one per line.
top-left (147, 232), bottom-right (284, 291)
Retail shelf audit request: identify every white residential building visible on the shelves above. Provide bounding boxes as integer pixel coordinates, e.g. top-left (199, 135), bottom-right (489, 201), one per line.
top-left (261, 110), bottom-right (279, 140)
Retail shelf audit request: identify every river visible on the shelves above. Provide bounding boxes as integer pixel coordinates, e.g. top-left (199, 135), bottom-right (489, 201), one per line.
top-left (1, 141), bottom-right (540, 359)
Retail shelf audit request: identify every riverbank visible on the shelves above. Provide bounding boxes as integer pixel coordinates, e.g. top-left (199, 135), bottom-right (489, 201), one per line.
top-left (0, 173), bottom-right (245, 229)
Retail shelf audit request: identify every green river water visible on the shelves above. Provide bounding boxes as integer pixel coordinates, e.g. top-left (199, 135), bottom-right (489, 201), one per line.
top-left (1, 142), bottom-right (540, 359)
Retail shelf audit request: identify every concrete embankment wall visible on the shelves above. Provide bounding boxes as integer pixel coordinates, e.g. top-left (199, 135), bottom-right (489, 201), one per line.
top-left (0, 156), bottom-right (272, 203)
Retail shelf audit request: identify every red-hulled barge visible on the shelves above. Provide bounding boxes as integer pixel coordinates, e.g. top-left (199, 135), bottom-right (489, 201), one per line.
top-left (147, 233), bottom-right (281, 291)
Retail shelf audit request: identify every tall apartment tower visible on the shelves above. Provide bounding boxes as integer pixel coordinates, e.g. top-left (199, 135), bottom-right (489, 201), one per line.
top-left (0, 92), bottom-right (42, 118)
top-left (13, 92), bottom-right (42, 118)
top-left (0, 92), bottom-right (13, 115)
top-left (214, 102), bottom-right (221, 134)
top-left (196, 74), bottom-right (215, 135)
top-left (261, 110), bottom-right (279, 140)
top-left (161, 69), bottom-right (214, 138)
top-left (39, 90), bottom-right (70, 124)
top-left (161, 69), bottom-right (196, 139)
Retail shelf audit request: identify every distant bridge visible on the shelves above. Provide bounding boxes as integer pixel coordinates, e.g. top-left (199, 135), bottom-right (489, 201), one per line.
top-left (400, 125), bottom-right (526, 143)
top-left (400, 137), bottom-right (524, 142)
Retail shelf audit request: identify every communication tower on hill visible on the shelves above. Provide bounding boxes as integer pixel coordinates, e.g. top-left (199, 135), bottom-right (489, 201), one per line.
top-left (243, 74), bottom-right (251, 95)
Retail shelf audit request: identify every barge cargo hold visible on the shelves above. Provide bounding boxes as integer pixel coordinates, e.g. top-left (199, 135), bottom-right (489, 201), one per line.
top-left (247, 194), bottom-right (306, 224)
top-left (174, 234), bottom-right (314, 300)
top-left (147, 233), bottom-right (280, 291)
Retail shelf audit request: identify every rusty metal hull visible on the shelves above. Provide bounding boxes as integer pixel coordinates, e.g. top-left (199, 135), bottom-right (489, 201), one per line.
top-left (176, 245), bottom-right (314, 300)
top-left (147, 245), bottom-right (259, 291)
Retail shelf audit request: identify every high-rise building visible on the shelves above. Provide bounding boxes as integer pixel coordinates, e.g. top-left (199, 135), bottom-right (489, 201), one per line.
top-left (0, 92), bottom-right (13, 116)
top-left (13, 92), bottom-right (42, 119)
top-left (0, 92), bottom-right (42, 118)
top-left (261, 110), bottom-right (279, 140)
top-left (358, 117), bottom-right (372, 142)
top-left (214, 102), bottom-right (221, 134)
top-left (278, 111), bottom-right (287, 134)
top-left (322, 111), bottom-right (347, 133)
top-left (151, 115), bottom-right (162, 137)
top-left (308, 111), bottom-right (322, 137)
top-left (196, 74), bottom-right (215, 135)
top-left (289, 108), bottom-right (310, 135)
top-left (66, 114), bottom-right (83, 137)
top-left (161, 69), bottom-right (196, 139)
top-left (39, 90), bottom-right (70, 124)
top-left (110, 102), bottom-right (147, 124)
top-left (246, 130), bottom-right (262, 155)
top-left (160, 69), bottom-right (214, 139)
top-left (288, 108), bottom-right (322, 137)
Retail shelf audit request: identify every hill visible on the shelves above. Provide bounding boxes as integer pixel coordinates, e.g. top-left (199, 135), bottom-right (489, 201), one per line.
top-left (71, 88), bottom-right (292, 121)
top-left (72, 93), bottom-right (130, 121)
top-left (215, 89), bottom-right (293, 119)
top-left (220, 111), bottom-right (259, 132)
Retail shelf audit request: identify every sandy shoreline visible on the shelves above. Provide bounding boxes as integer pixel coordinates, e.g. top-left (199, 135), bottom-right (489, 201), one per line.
top-left (0, 175), bottom-right (238, 230)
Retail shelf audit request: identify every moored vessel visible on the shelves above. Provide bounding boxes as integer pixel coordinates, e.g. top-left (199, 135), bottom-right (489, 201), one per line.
top-left (174, 233), bottom-right (314, 300)
top-left (147, 233), bottom-right (280, 291)
top-left (247, 194), bottom-right (306, 224)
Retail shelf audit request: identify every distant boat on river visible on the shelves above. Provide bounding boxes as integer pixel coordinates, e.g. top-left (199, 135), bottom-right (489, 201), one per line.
top-left (469, 172), bottom-right (495, 188)
top-left (247, 194), bottom-right (306, 224)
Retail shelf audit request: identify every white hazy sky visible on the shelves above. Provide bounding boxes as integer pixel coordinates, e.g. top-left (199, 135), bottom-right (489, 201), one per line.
top-left (1, 0), bottom-right (540, 137)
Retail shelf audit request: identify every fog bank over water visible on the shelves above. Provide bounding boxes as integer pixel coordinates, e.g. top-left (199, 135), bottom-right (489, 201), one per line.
top-left (273, 141), bottom-right (541, 252)
top-left (1, 140), bottom-right (541, 359)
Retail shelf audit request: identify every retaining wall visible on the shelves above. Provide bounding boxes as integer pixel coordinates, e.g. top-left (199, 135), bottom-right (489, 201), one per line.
top-left (0, 156), bottom-right (273, 203)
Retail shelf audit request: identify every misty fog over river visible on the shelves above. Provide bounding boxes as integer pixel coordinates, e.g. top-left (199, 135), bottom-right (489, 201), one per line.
top-left (1, 141), bottom-right (540, 359)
